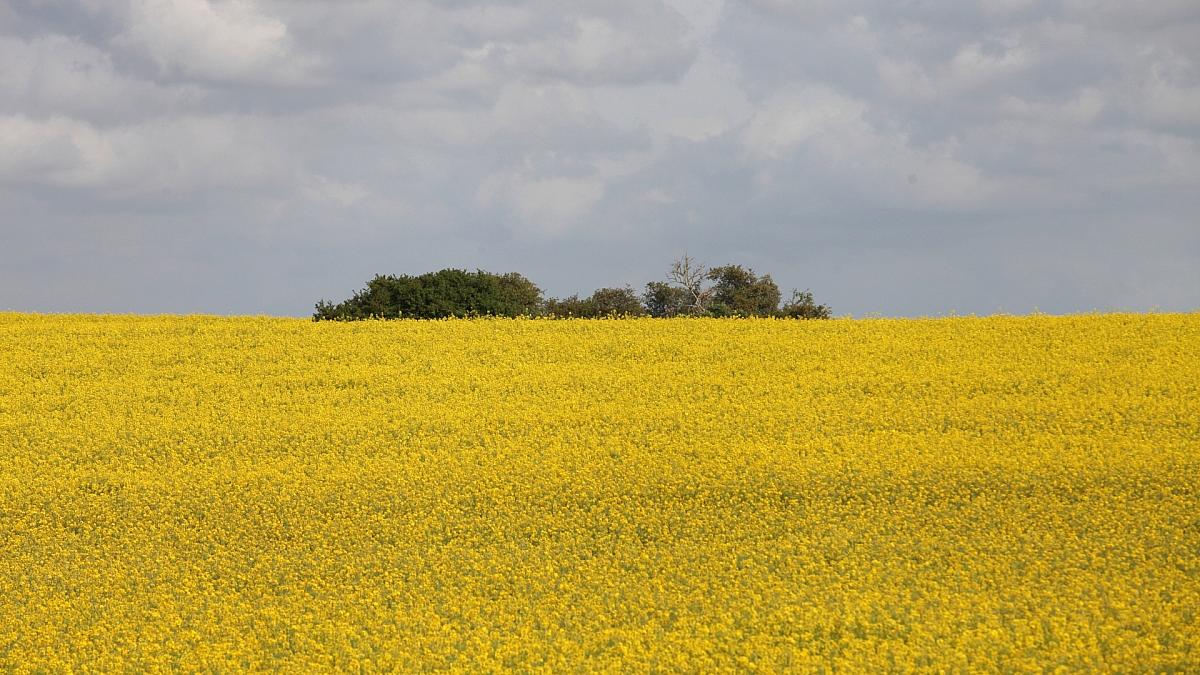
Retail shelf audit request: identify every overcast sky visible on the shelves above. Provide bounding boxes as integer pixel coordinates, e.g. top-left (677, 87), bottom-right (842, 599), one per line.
top-left (1, 0), bottom-right (1197, 316)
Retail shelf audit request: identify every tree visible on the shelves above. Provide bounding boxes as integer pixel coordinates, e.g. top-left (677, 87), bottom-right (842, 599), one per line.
top-left (542, 294), bottom-right (592, 317)
top-left (545, 286), bottom-right (647, 317)
top-left (496, 272), bottom-right (543, 313)
top-left (666, 254), bottom-right (713, 316)
top-left (313, 269), bottom-right (543, 320)
top-left (780, 289), bottom-right (832, 319)
top-left (647, 256), bottom-right (830, 318)
top-left (587, 286), bottom-right (646, 316)
top-left (314, 259), bottom-right (831, 320)
top-left (706, 265), bottom-right (782, 317)
top-left (642, 281), bottom-right (690, 318)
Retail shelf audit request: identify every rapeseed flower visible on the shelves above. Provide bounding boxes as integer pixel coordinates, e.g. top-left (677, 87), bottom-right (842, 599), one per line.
top-left (0, 313), bottom-right (1196, 671)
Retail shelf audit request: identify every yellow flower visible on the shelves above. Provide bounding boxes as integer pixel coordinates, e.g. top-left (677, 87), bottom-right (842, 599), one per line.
top-left (0, 312), bottom-right (1196, 671)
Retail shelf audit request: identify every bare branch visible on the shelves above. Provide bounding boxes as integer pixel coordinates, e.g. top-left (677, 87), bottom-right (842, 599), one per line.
top-left (667, 254), bottom-right (713, 315)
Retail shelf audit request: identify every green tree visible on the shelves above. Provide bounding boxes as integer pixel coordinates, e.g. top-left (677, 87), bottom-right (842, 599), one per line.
top-left (495, 272), bottom-right (543, 313)
top-left (313, 269), bottom-right (543, 320)
top-left (706, 265), bottom-right (782, 317)
top-left (780, 288), bottom-right (832, 319)
top-left (546, 286), bottom-right (647, 317)
top-left (542, 294), bottom-right (592, 317)
top-left (642, 281), bottom-right (690, 318)
top-left (587, 287), bottom-right (646, 316)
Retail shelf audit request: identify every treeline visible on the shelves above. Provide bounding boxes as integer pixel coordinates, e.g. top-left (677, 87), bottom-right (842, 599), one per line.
top-left (313, 255), bottom-right (830, 320)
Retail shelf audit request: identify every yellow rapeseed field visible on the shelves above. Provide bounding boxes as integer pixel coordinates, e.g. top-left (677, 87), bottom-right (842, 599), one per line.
top-left (0, 312), bottom-right (1197, 671)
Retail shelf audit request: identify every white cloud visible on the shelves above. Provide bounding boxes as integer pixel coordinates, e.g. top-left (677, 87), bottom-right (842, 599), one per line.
top-left (0, 35), bottom-right (203, 122)
top-left (950, 41), bottom-right (1033, 82)
top-left (301, 175), bottom-right (371, 209)
top-left (979, 0), bottom-right (1038, 15)
top-left (880, 39), bottom-right (1035, 100)
top-left (446, 3), bottom-right (541, 40)
top-left (741, 86), bottom-right (868, 160)
top-left (741, 86), bottom-right (994, 207)
top-left (269, 0), bottom-right (701, 88)
top-left (1118, 129), bottom-right (1200, 185)
top-left (497, 12), bottom-right (697, 85)
top-left (589, 51), bottom-right (753, 142)
top-left (1140, 80), bottom-right (1200, 128)
top-left (115, 0), bottom-right (315, 85)
top-left (661, 0), bottom-right (726, 39)
top-left (743, 0), bottom-right (852, 21)
top-left (0, 115), bottom-right (111, 185)
top-left (478, 170), bottom-right (606, 234)
top-left (0, 114), bottom-right (293, 194)
top-left (1060, 0), bottom-right (1200, 29)
top-left (999, 88), bottom-right (1106, 126)
top-left (1133, 62), bottom-right (1200, 129)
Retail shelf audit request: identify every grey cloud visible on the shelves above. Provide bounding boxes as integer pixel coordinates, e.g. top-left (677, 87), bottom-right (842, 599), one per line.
top-left (247, 0), bottom-right (698, 89)
top-left (492, 2), bottom-right (696, 85)
top-left (0, 0), bottom-right (1197, 317)
top-left (0, 34), bottom-right (206, 123)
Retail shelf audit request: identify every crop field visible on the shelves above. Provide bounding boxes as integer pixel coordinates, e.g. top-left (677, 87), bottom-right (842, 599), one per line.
top-left (0, 313), bottom-right (1197, 671)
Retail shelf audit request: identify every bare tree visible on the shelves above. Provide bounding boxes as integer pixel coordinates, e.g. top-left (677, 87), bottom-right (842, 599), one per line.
top-left (668, 254), bottom-right (714, 315)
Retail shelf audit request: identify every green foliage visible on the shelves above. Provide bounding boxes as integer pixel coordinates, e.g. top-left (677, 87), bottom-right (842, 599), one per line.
top-left (542, 295), bottom-right (591, 318)
top-left (706, 265), bottom-right (782, 317)
top-left (780, 289), bottom-right (832, 319)
top-left (313, 269), bottom-right (543, 320)
top-left (315, 259), bottom-right (830, 320)
top-left (545, 287), bottom-right (647, 317)
top-left (642, 281), bottom-right (690, 318)
top-left (587, 287), bottom-right (647, 316)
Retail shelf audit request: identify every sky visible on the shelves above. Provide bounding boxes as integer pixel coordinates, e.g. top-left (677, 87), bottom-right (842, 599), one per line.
top-left (1, 0), bottom-right (1197, 317)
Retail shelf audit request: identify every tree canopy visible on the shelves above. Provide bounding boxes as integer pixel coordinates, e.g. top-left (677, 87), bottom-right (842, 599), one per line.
top-left (314, 257), bottom-right (830, 320)
top-left (707, 265), bottom-right (782, 317)
top-left (314, 269), bottom-right (542, 320)
top-left (545, 287), bottom-right (646, 318)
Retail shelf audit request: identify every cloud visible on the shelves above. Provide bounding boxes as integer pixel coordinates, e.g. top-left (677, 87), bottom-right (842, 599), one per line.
top-left (978, 0), bottom-right (1038, 16)
top-left (114, 0), bottom-right (316, 85)
top-left (497, 10), bottom-right (697, 85)
top-left (0, 115), bottom-right (109, 186)
top-left (0, 34), bottom-right (203, 122)
top-left (741, 86), bottom-right (868, 160)
top-left (0, 0), bottom-right (1197, 316)
top-left (741, 85), bottom-right (993, 208)
top-left (1134, 64), bottom-right (1200, 130)
top-left (588, 51), bottom-right (754, 142)
top-left (241, 0), bottom-right (700, 89)
top-left (478, 171), bottom-right (606, 235)
top-left (1060, 0), bottom-right (1200, 29)
top-left (742, 0), bottom-right (851, 21)
top-left (0, 113), bottom-right (294, 195)
top-left (879, 39), bottom-right (1035, 100)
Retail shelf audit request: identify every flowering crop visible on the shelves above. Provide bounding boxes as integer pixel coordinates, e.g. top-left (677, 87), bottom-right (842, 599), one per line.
top-left (0, 313), bottom-right (1197, 671)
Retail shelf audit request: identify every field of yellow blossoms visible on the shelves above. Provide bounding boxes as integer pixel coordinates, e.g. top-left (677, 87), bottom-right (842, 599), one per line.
top-left (0, 312), bottom-right (1197, 671)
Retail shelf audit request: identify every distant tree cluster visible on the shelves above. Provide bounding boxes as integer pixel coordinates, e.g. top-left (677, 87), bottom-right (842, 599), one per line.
top-left (639, 255), bottom-right (830, 319)
top-left (314, 256), bottom-right (831, 320)
top-left (543, 287), bottom-right (647, 318)
top-left (313, 269), bottom-right (541, 320)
